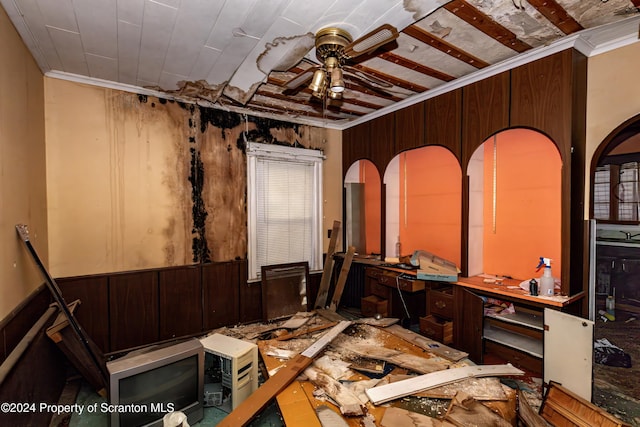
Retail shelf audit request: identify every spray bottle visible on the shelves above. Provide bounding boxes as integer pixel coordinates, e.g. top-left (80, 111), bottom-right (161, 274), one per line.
top-left (536, 257), bottom-right (555, 296)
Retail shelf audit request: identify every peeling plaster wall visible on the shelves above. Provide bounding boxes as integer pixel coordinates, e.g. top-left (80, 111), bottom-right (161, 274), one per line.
top-left (585, 40), bottom-right (640, 219)
top-left (44, 78), bottom-right (340, 278)
top-left (0, 6), bottom-right (47, 320)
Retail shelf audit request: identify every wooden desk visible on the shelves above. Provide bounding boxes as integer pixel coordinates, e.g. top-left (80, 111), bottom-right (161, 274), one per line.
top-left (455, 276), bottom-right (584, 308)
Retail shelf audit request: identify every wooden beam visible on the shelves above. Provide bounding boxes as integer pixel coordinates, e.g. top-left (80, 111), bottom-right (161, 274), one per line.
top-left (315, 220), bottom-right (341, 309)
top-left (443, 0), bottom-right (532, 53)
top-left (217, 321), bottom-right (351, 427)
top-left (403, 25), bottom-right (489, 69)
top-left (328, 246), bottom-right (356, 311)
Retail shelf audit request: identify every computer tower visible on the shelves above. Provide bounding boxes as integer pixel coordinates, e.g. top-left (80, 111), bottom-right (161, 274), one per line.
top-left (199, 333), bottom-right (258, 412)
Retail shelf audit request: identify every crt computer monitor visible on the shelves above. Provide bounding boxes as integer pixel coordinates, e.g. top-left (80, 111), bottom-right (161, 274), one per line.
top-left (106, 337), bottom-right (204, 427)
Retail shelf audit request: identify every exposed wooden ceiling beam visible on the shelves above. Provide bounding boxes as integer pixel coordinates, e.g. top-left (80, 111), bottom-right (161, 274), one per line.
top-left (377, 51), bottom-right (455, 82)
top-left (256, 87), bottom-right (377, 115)
top-left (350, 64), bottom-right (428, 93)
top-left (403, 25), bottom-right (489, 69)
top-left (444, 0), bottom-right (532, 53)
top-left (526, 0), bottom-right (583, 34)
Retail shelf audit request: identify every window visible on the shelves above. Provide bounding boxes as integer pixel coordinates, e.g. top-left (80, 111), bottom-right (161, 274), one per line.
top-left (594, 162), bottom-right (640, 222)
top-left (246, 142), bottom-right (324, 280)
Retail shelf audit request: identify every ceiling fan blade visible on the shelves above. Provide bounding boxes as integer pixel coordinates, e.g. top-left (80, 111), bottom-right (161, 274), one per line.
top-left (343, 66), bottom-right (392, 88)
top-left (342, 24), bottom-right (399, 59)
top-left (281, 68), bottom-right (317, 90)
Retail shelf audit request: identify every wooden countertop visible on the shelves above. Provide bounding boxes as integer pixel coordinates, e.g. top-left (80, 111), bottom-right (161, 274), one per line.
top-left (455, 275), bottom-right (584, 308)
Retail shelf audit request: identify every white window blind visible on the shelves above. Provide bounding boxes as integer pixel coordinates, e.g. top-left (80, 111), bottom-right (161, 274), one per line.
top-left (247, 142), bottom-right (324, 280)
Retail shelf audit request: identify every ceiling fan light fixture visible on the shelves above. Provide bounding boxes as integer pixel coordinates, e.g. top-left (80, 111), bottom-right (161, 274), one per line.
top-left (328, 89), bottom-right (342, 100)
top-left (330, 67), bottom-right (345, 93)
top-left (309, 69), bottom-right (326, 93)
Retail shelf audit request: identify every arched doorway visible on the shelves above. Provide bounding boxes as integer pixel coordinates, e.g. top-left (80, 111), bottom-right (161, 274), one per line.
top-left (589, 114), bottom-right (640, 420)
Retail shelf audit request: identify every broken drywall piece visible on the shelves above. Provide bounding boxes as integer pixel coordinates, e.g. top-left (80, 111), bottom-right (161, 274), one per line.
top-left (444, 392), bottom-right (512, 427)
top-left (304, 366), bottom-right (364, 416)
top-left (381, 406), bottom-right (446, 427)
top-left (366, 364), bottom-right (524, 405)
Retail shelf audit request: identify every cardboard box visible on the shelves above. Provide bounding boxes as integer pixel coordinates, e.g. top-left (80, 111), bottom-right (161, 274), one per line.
top-left (361, 295), bottom-right (388, 317)
top-left (419, 315), bottom-right (453, 345)
top-left (412, 250), bottom-right (460, 282)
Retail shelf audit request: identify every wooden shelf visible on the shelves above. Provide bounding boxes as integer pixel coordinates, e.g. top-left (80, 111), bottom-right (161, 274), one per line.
top-left (483, 323), bottom-right (543, 358)
top-left (485, 310), bottom-right (543, 331)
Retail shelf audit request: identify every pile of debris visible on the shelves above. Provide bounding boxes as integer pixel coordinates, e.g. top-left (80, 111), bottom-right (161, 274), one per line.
top-left (211, 310), bottom-right (533, 427)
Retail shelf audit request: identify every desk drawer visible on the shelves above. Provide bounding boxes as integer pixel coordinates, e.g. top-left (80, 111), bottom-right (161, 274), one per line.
top-left (369, 281), bottom-right (391, 299)
top-left (429, 288), bottom-right (454, 319)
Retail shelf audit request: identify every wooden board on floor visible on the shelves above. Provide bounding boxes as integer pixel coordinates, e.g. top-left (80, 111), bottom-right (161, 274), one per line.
top-left (315, 220), bottom-right (341, 309)
top-left (384, 324), bottom-right (468, 362)
top-left (540, 381), bottom-right (631, 427)
top-left (328, 245), bottom-right (356, 311)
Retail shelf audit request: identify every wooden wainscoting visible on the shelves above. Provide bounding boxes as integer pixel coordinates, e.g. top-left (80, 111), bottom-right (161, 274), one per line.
top-left (56, 260), bottom-right (322, 354)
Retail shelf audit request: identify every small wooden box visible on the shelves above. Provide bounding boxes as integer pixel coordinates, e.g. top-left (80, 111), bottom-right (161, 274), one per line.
top-left (420, 315), bottom-right (453, 344)
top-left (361, 295), bottom-right (388, 317)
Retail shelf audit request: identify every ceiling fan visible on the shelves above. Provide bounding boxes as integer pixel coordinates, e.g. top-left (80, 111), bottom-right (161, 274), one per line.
top-left (281, 24), bottom-right (399, 101)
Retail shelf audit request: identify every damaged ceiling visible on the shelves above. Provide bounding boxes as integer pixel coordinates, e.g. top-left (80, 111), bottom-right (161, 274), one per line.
top-left (2, 0), bottom-right (640, 128)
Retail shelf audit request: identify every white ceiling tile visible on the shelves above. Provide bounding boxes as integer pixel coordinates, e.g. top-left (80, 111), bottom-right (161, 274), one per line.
top-left (280, 1), bottom-right (342, 29)
top-left (162, 0), bottom-right (226, 77)
top-left (74, 0), bottom-right (118, 58)
top-left (339, 0), bottom-right (402, 37)
top-left (190, 45), bottom-right (222, 81)
top-left (151, 0), bottom-right (180, 9)
top-left (225, 17), bottom-right (307, 99)
top-left (136, 0), bottom-right (178, 84)
top-left (37, 0), bottom-right (78, 31)
top-left (206, 35), bottom-right (257, 85)
top-left (117, 0), bottom-right (144, 25)
top-left (46, 25), bottom-right (88, 75)
top-left (2, 0), bottom-right (61, 70)
top-left (203, 0), bottom-right (256, 50)
top-left (117, 20), bottom-right (142, 85)
top-left (158, 71), bottom-right (188, 91)
top-left (86, 53), bottom-right (118, 81)
top-left (236, 0), bottom-right (290, 39)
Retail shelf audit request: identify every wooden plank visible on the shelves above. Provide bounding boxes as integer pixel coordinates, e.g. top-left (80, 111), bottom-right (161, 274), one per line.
top-left (384, 324), bottom-right (468, 362)
top-left (329, 245), bottom-right (356, 311)
top-left (540, 381), bottom-right (631, 427)
top-left (365, 364), bottom-right (524, 405)
top-left (218, 321), bottom-right (351, 427)
top-left (275, 322), bottom-right (337, 341)
top-left (315, 220), bottom-right (341, 309)
top-left (275, 380), bottom-right (322, 427)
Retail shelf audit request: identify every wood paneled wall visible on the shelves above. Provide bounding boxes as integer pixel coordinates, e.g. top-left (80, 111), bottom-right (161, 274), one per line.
top-left (56, 261), bottom-right (322, 353)
top-left (342, 48), bottom-right (587, 299)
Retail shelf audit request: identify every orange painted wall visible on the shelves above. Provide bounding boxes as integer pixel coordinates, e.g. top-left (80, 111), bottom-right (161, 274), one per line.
top-left (361, 161), bottom-right (381, 254)
top-left (399, 147), bottom-right (462, 266)
top-left (482, 129), bottom-right (562, 280)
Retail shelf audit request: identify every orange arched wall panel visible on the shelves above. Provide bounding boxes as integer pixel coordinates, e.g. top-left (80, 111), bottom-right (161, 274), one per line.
top-left (481, 129), bottom-right (562, 280)
top-left (399, 146), bottom-right (462, 266)
top-left (361, 161), bottom-right (381, 255)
